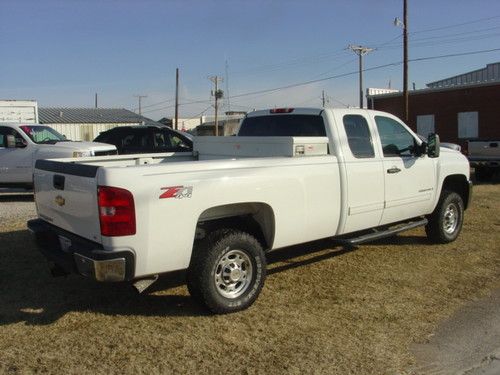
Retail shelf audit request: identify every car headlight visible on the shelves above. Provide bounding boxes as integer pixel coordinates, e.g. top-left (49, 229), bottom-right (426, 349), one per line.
top-left (73, 151), bottom-right (92, 158)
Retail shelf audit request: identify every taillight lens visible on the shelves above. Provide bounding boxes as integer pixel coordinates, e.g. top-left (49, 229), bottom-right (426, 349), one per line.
top-left (98, 186), bottom-right (136, 236)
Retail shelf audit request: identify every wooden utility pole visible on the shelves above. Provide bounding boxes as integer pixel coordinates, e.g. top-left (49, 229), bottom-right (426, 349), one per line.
top-left (403, 0), bottom-right (409, 122)
top-left (134, 95), bottom-right (147, 115)
top-left (174, 68), bottom-right (179, 130)
top-left (209, 76), bottom-right (224, 136)
top-left (322, 90), bottom-right (326, 107)
top-left (348, 45), bottom-right (374, 108)
top-left (95, 93), bottom-right (98, 108)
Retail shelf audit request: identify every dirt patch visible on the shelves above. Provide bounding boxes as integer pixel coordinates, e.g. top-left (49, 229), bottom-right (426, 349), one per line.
top-left (0, 185), bottom-right (499, 374)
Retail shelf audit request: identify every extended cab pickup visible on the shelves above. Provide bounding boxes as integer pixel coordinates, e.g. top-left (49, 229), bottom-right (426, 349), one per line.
top-left (28, 108), bottom-right (472, 313)
top-left (0, 123), bottom-right (117, 188)
top-left (466, 139), bottom-right (500, 181)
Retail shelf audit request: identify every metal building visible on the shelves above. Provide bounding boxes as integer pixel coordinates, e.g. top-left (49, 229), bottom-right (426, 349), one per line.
top-left (38, 108), bottom-right (162, 141)
top-left (426, 62), bottom-right (500, 89)
top-left (367, 62), bottom-right (500, 147)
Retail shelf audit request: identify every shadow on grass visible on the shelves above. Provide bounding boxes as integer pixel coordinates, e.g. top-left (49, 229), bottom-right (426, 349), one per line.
top-left (370, 235), bottom-right (430, 246)
top-left (0, 228), bottom-right (426, 325)
top-left (472, 169), bottom-right (500, 185)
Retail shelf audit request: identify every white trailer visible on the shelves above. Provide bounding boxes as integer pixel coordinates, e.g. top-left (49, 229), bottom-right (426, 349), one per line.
top-left (0, 100), bottom-right (38, 123)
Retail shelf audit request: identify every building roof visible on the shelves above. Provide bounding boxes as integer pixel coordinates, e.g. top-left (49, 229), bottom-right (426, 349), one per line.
top-left (426, 62), bottom-right (500, 89)
top-left (367, 80), bottom-right (500, 100)
top-left (39, 107), bottom-right (161, 125)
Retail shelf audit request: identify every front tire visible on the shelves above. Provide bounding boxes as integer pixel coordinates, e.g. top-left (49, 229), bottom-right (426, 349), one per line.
top-left (425, 190), bottom-right (464, 243)
top-left (187, 229), bottom-right (266, 314)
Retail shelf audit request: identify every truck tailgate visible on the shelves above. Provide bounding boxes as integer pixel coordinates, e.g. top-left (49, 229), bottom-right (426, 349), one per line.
top-left (468, 140), bottom-right (500, 161)
top-left (33, 160), bottom-right (102, 243)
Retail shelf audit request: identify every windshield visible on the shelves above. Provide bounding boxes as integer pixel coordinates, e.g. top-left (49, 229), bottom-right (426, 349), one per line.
top-left (20, 125), bottom-right (67, 144)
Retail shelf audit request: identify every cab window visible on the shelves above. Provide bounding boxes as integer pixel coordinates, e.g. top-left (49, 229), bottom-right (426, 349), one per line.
top-left (0, 126), bottom-right (25, 148)
top-left (375, 116), bottom-right (415, 157)
top-left (342, 115), bottom-right (375, 158)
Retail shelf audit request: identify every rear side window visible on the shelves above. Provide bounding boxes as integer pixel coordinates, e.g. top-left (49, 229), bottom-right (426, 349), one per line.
top-left (342, 115), bottom-right (374, 158)
top-left (238, 115), bottom-right (326, 137)
top-left (122, 129), bottom-right (153, 151)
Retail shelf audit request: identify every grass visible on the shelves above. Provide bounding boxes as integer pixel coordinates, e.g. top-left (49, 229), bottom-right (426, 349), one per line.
top-left (0, 184), bottom-right (499, 374)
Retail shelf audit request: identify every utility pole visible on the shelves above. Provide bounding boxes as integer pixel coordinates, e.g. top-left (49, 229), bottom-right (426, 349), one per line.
top-left (134, 95), bottom-right (147, 115)
top-left (403, 0), bottom-right (409, 122)
top-left (95, 93), bottom-right (98, 108)
top-left (209, 76), bottom-right (224, 136)
top-left (174, 68), bottom-right (179, 130)
top-left (348, 45), bottom-right (374, 108)
top-left (322, 90), bottom-right (326, 108)
top-left (225, 59), bottom-right (230, 112)
top-left (394, 0), bottom-right (409, 122)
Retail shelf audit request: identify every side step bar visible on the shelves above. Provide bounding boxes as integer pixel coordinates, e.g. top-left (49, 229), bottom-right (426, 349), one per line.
top-left (335, 218), bottom-right (428, 247)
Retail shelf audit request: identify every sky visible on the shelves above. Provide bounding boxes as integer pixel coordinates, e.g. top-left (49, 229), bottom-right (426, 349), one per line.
top-left (1, 0), bottom-right (500, 120)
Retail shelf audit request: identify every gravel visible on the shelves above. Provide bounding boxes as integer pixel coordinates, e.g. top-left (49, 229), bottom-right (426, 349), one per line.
top-left (0, 189), bottom-right (37, 227)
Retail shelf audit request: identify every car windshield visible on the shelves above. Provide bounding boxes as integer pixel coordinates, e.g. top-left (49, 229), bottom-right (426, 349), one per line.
top-left (19, 125), bottom-right (67, 144)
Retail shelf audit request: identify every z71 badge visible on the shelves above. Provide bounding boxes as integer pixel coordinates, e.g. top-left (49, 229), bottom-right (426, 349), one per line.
top-left (159, 186), bottom-right (193, 199)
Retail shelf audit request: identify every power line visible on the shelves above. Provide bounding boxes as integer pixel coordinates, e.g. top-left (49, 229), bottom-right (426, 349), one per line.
top-left (378, 31), bottom-right (500, 50)
top-left (133, 97), bottom-right (175, 111)
top-left (229, 47), bottom-right (500, 100)
top-left (140, 47), bottom-right (500, 116)
top-left (411, 14), bottom-right (500, 34)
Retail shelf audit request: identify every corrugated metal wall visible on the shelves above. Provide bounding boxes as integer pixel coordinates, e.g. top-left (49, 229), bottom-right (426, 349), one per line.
top-left (45, 123), bottom-right (141, 141)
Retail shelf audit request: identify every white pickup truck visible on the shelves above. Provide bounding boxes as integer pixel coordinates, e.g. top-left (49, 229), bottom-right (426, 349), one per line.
top-left (466, 139), bottom-right (500, 181)
top-left (0, 123), bottom-right (117, 188)
top-left (28, 108), bottom-right (472, 313)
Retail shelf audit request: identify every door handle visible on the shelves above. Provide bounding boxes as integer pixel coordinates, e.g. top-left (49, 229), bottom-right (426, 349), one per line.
top-left (387, 167), bottom-right (401, 174)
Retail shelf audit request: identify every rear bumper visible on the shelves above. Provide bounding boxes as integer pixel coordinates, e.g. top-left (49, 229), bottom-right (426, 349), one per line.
top-left (27, 219), bottom-right (135, 282)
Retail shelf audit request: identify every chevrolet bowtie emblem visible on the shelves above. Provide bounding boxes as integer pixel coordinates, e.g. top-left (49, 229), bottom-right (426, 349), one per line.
top-left (55, 195), bottom-right (66, 207)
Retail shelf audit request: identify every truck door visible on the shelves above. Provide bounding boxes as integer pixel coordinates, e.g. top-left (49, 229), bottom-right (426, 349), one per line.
top-left (336, 113), bottom-right (385, 234)
top-left (0, 126), bottom-right (32, 184)
top-left (372, 115), bottom-right (436, 225)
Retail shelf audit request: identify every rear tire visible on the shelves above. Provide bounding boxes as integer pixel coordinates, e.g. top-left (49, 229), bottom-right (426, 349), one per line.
top-left (187, 229), bottom-right (266, 314)
top-left (425, 190), bottom-right (464, 243)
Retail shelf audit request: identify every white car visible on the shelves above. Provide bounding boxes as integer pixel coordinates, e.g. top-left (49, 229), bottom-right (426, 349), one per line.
top-left (0, 123), bottom-right (116, 188)
top-left (28, 108), bottom-right (471, 313)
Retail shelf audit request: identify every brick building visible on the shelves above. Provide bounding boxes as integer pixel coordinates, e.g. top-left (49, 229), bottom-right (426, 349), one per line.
top-left (368, 62), bottom-right (500, 147)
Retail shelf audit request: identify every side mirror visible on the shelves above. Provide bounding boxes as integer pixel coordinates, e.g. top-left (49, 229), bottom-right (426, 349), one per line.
top-left (6, 135), bottom-right (16, 148)
top-left (427, 133), bottom-right (440, 158)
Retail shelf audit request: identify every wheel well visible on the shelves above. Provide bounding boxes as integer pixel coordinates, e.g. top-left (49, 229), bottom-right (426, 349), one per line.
top-left (442, 174), bottom-right (470, 209)
top-left (196, 203), bottom-right (275, 250)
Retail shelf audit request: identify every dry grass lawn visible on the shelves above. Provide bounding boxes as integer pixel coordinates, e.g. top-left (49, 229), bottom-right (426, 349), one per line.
top-left (0, 183), bottom-right (499, 374)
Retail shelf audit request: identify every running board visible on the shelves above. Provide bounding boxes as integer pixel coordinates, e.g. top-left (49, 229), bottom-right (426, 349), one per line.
top-left (335, 218), bottom-right (428, 247)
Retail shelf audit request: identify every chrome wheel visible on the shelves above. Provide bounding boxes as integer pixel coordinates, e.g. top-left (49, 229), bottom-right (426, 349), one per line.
top-left (443, 203), bottom-right (459, 234)
top-left (214, 249), bottom-right (253, 299)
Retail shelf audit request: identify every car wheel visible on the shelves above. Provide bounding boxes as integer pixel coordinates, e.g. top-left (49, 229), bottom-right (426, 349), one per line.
top-left (425, 190), bottom-right (464, 243)
top-left (187, 228), bottom-right (266, 314)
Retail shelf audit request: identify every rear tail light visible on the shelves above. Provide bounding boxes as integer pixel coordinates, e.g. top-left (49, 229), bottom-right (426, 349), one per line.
top-left (270, 108), bottom-right (294, 114)
top-left (98, 186), bottom-right (136, 236)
